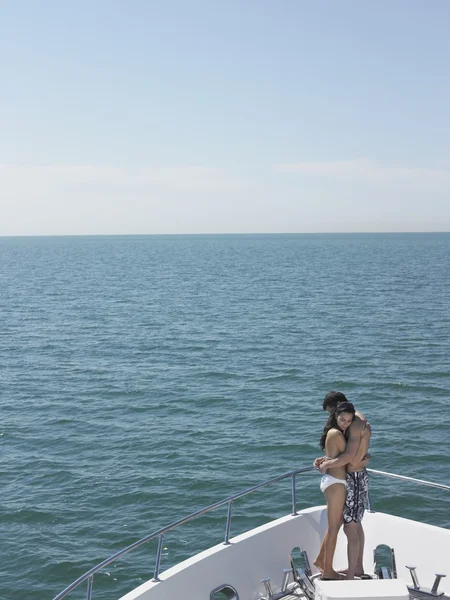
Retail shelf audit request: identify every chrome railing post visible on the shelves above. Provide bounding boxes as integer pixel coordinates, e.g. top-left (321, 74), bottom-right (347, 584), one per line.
top-left (86, 575), bottom-right (93, 600)
top-left (152, 534), bottom-right (164, 582)
top-left (224, 500), bottom-right (233, 545)
top-left (291, 474), bottom-right (297, 515)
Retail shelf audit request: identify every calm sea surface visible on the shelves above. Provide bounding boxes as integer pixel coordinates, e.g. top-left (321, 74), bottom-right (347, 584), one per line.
top-left (1, 233), bottom-right (449, 600)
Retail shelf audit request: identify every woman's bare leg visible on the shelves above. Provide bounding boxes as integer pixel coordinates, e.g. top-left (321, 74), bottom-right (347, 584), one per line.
top-left (314, 531), bottom-right (327, 573)
top-left (322, 484), bottom-right (346, 579)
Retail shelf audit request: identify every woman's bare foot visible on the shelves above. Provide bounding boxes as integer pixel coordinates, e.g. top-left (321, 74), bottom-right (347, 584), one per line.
top-left (313, 560), bottom-right (324, 574)
top-left (321, 570), bottom-right (344, 580)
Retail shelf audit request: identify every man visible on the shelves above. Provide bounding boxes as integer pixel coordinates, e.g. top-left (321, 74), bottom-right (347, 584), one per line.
top-left (314, 391), bottom-right (371, 580)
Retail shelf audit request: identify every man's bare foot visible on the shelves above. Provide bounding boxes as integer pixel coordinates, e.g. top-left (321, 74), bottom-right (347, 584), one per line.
top-left (336, 568), bottom-right (371, 579)
top-left (341, 570), bottom-right (370, 579)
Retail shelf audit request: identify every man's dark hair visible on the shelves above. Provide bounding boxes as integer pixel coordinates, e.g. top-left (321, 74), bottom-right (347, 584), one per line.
top-left (322, 390), bottom-right (349, 411)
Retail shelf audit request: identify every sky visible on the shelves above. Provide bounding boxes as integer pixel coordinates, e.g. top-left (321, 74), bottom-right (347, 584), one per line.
top-left (1, 0), bottom-right (450, 236)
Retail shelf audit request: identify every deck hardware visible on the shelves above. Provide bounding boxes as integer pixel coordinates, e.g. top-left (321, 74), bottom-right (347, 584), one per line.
top-left (152, 534), bottom-right (164, 582)
top-left (281, 568), bottom-right (292, 592)
top-left (261, 571), bottom-right (297, 600)
top-left (431, 573), bottom-right (446, 595)
top-left (294, 568), bottom-right (314, 600)
top-left (406, 566), bottom-right (420, 589)
top-left (391, 548), bottom-right (397, 578)
top-left (261, 577), bottom-right (273, 600)
top-left (210, 584), bottom-right (239, 600)
top-left (406, 568), bottom-right (445, 597)
top-left (290, 547), bottom-right (312, 579)
top-left (301, 549), bottom-right (312, 577)
top-left (374, 544), bottom-right (396, 578)
top-left (289, 548), bottom-right (314, 599)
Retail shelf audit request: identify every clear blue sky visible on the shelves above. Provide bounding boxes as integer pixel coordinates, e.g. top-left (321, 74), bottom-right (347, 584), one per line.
top-left (1, 0), bottom-right (450, 235)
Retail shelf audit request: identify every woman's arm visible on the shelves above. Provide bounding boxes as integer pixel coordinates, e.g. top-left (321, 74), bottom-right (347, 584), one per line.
top-left (318, 420), bottom-right (364, 472)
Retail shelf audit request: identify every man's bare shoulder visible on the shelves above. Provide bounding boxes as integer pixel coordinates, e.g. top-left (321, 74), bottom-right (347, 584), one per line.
top-left (355, 410), bottom-right (367, 422)
top-left (349, 416), bottom-right (365, 432)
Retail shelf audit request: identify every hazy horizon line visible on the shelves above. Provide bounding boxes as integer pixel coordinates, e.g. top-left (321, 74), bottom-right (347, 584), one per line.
top-left (1, 230), bottom-right (450, 239)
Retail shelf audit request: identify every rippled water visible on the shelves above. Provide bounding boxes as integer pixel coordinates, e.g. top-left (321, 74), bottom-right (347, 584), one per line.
top-left (1, 233), bottom-right (449, 600)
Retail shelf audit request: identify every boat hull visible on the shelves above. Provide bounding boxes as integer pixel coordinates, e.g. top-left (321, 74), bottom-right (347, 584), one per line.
top-left (118, 507), bottom-right (450, 599)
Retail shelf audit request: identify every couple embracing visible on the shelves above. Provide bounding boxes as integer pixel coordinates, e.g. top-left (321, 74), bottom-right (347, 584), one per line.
top-left (313, 391), bottom-right (372, 581)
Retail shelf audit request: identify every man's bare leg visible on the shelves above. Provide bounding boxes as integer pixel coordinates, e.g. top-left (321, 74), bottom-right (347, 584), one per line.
top-left (355, 523), bottom-right (365, 575)
top-left (322, 484), bottom-right (346, 579)
top-left (343, 522), bottom-right (360, 579)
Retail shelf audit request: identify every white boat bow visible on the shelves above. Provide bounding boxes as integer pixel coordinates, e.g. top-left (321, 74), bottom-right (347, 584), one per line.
top-left (52, 468), bottom-right (450, 600)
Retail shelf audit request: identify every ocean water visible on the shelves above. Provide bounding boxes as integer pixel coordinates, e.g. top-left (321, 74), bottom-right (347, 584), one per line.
top-left (1, 233), bottom-right (449, 600)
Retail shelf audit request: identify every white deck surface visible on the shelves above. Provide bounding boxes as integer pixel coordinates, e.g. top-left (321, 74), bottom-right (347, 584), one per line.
top-left (118, 507), bottom-right (450, 600)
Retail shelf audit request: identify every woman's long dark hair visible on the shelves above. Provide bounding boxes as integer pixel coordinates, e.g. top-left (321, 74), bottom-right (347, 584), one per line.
top-left (319, 401), bottom-right (356, 450)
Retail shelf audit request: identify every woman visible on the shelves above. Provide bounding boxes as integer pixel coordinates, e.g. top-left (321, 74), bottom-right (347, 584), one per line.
top-left (314, 401), bottom-right (356, 580)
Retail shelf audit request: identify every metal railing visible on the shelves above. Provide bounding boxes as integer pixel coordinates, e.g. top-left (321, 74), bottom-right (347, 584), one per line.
top-left (52, 467), bottom-right (450, 600)
top-left (367, 469), bottom-right (450, 492)
top-left (52, 466), bottom-right (315, 600)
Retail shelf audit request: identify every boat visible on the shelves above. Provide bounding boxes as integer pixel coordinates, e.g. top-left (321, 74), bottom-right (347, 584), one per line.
top-left (52, 467), bottom-right (450, 600)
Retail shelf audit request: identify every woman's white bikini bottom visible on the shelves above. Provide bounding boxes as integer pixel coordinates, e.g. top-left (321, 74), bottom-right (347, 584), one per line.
top-left (320, 474), bottom-right (347, 493)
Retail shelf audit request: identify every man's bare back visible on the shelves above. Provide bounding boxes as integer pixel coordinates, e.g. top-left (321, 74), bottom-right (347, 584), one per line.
top-left (347, 413), bottom-right (371, 472)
